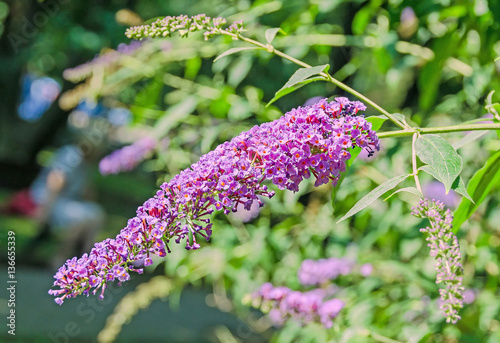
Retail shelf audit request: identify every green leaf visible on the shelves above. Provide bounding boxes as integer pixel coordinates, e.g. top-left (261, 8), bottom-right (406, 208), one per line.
top-left (265, 28), bottom-right (284, 44)
top-left (365, 116), bottom-right (387, 131)
top-left (267, 65), bottom-right (329, 106)
top-left (214, 47), bottom-right (262, 62)
top-left (451, 177), bottom-right (474, 203)
top-left (337, 174), bottom-right (410, 223)
top-left (384, 187), bottom-right (422, 201)
top-left (416, 134), bottom-right (463, 193)
top-left (366, 113), bottom-right (406, 131)
top-left (267, 77), bottom-right (325, 107)
top-left (418, 164), bottom-right (440, 180)
top-left (453, 150), bottom-right (500, 231)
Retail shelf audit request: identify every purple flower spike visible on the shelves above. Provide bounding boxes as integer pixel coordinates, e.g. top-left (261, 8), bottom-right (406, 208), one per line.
top-left (50, 98), bottom-right (380, 304)
top-left (412, 198), bottom-right (465, 324)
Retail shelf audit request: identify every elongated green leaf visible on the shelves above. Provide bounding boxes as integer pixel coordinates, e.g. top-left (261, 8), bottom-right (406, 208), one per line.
top-left (214, 47), bottom-right (262, 62)
top-left (452, 131), bottom-right (489, 150)
top-left (337, 174), bottom-right (410, 223)
top-left (453, 150), bottom-right (500, 231)
top-left (267, 65), bottom-right (329, 106)
top-left (267, 77), bottom-right (325, 106)
top-left (416, 135), bottom-right (462, 193)
top-left (384, 187), bottom-right (422, 201)
top-left (265, 28), bottom-right (284, 44)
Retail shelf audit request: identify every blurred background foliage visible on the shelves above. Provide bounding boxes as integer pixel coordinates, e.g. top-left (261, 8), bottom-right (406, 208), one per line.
top-left (0, 0), bottom-right (499, 342)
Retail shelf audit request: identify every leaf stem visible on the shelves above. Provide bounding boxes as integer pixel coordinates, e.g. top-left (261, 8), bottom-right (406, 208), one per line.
top-left (220, 31), bottom-right (408, 130)
top-left (377, 123), bottom-right (500, 138)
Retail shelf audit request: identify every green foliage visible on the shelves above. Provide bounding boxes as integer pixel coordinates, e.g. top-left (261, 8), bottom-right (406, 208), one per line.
top-left (453, 150), bottom-right (500, 232)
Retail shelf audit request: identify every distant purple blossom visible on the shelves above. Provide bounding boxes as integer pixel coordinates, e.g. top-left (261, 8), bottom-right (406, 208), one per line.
top-left (99, 137), bottom-right (157, 175)
top-left (252, 283), bottom-right (344, 329)
top-left (360, 263), bottom-right (373, 277)
top-left (49, 98), bottom-right (380, 304)
top-left (63, 40), bottom-right (147, 82)
top-left (251, 257), bottom-right (373, 328)
top-left (423, 181), bottom-right (459, 208)
top-left (463, 289), bottom-right (476, 304)
top-left (231, 198), bottom-right (261, 222)
top-left (298, 257), bottom-right (355, 286)
top-left (400, 7), bottom-right (417, 25)
top-left (412, 198), bottom-right (464, 324)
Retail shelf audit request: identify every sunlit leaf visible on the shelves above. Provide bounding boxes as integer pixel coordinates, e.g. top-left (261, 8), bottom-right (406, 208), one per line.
top-left (267, 64), bottom-right (329, 106)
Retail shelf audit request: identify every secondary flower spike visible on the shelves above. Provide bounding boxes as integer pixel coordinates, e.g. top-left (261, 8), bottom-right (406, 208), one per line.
top-left (49, 98), bottom-right (380, 304)
top-left (412, 198), bottom-right (465, 324)
top-left (125, 14), bottom-right (244, 41)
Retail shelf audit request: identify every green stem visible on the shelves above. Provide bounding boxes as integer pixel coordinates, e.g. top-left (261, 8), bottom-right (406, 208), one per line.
top-left (377, 123), bottom-right (500, 138)
top-left (412, 133), bottom-right (422, 195)
top-left (219, 31), bottom-right (408, 130)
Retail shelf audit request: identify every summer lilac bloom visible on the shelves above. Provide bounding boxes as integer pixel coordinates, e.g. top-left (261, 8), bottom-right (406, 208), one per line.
top-left (125, 14), bottom-right (244, 41)
top-left (252, 283), bottom-right (344, 329)
top-left (49, 98), bottom-right (380, 304)
top-left (412, 198), bottom-right (464, 324)
top-left (99, 137), bottom-right (157, 175)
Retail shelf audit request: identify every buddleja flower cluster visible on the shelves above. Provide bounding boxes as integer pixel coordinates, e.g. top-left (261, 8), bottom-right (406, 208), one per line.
top-left (250, 258), bottom-right (372, 328)
top-left (99, 137), bottom-right (157, 175)
top-left (412, 199), bottom-right (464, 324)
top-left (49, 98), bottom-right (380, 304)
top-left (125, 14), bottom-right (244, 41)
